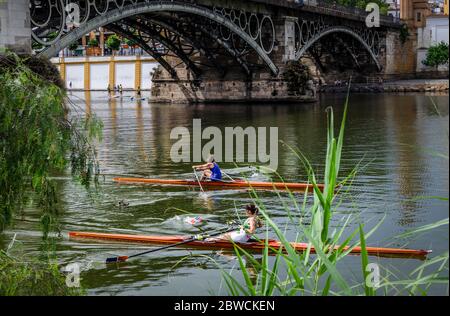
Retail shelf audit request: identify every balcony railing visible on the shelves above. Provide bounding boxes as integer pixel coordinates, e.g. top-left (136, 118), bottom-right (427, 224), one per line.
top-left (300, 0), bottom-right (401, 25)
top-left (59, 46), bottom-right (151, 57)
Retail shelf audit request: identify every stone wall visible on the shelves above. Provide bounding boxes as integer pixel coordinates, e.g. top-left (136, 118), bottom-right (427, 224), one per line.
top-left (0, 0), bottom-right (31, 54)
top-left (151, 78), bottom-right (316, 104)
top-left (383, 24), bottom-right (449, 80)
top-left (384, 29), bottom-right (418, 79)
top-left (320, 79), bottom-right (449, 93)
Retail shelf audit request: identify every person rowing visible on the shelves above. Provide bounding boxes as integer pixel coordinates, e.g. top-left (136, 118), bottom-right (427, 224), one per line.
top-left (193, 155), bottom-right (222, 182)
top-left (210, 204), bottom-right (263, 243)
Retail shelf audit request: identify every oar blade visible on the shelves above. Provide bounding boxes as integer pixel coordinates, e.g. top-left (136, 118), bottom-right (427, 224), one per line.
top-left (106, 256), bottom-right (129, 264)
top-left (103, 227), bottom-right (237, 263)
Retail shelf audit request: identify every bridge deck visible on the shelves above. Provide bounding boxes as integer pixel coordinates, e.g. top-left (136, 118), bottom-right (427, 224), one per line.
top-left (249, 0), bottom-right (401, 28)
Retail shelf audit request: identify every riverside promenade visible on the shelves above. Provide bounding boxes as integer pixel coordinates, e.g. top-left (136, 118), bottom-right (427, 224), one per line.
top-left (320, 79), bottom-right (449, 93)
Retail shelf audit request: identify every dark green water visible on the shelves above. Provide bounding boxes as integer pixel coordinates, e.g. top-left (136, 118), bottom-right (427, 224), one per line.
top-left (2, 92), bottom-right (448, 295)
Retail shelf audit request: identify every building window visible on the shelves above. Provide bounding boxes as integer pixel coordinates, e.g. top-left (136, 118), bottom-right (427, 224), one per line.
top-left (416, 12), bottom-right (422, 22)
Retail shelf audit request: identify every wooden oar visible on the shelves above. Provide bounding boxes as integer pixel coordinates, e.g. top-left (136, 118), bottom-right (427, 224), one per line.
top-left (106, 226), bottom-right (237, 263)
top-left (192, 168), bottom-right (206, 193)
top-left (222, 171), bottom-right (235, 182)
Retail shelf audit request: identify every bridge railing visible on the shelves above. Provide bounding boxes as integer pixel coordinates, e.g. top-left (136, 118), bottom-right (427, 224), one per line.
top-left (298, 0), bottom-right (401, 25)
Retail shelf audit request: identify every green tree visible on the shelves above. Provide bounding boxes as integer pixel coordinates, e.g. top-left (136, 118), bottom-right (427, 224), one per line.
top-left (68, 42), bottom-right (79, 51)
top-left (0, 53), bottom-right (102, 236)
top-left (106, 35), bottom-right (121, 51)
top-left (48, 31), bottom-right (58, 40)
top-left (88, 38), bottom-right (98, 47)
top-left (125, 37), bottom-right (137, 47)
top-left (325, 0), bottom-right (389, 15)
top-left (32, 42), bottom-right (44, 51)
top-left (423, 42), bottom-right (449, 68)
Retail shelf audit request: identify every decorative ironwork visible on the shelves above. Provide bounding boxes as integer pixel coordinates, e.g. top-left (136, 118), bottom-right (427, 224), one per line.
top-left (30, 0), bottom-right (388, 75)
top-left (32, 0), bottom-right (279, 75)
top-left (292, 15), bottom-right (383, 70)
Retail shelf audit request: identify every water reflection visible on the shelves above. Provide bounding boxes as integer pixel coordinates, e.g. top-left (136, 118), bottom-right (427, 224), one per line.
top-left (385, 95), bottom-right (424, 226)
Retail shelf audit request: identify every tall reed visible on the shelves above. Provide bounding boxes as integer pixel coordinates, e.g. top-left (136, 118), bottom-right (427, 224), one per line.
top-left (219, 95), bottom-right (448, 296)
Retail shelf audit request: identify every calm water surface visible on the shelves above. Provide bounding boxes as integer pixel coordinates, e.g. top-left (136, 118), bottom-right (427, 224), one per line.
top-left (2, 92), bottom-right (449, 295)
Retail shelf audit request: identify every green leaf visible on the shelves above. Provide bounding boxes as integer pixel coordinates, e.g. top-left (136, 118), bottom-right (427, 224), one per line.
top-left (359, 224), bottom-right (375, 296)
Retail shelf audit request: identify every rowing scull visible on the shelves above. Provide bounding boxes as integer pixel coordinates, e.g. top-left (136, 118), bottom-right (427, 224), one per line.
top-left (113, 177), bottom-right (324, 192)
top-left (69, 231), bottom-right (431, 260)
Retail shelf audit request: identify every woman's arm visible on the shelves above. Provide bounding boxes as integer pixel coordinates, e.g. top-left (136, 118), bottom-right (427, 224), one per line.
top-left (193, 163), bottom-right (213, 171)
top-left (245, 218), bottom-right (257, 234)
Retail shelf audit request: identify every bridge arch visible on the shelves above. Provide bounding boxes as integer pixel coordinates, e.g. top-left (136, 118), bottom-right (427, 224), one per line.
top-left (38, 2), bottom-right (279, 75)
top-left (295, 26), bottom-right (382, 71)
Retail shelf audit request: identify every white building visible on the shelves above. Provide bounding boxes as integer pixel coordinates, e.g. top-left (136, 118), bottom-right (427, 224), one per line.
top-left (428, 0), bottom-right (445, 14)
top-left (417, 14), bottom-right (449, 72)
top-left (386, 0), bottom-right (401, 18)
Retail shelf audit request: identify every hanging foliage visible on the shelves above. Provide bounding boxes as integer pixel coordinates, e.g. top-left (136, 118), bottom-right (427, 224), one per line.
top-left (283, 61), bottom-right (312, 96)
top-left (324, 0), bottom-right (389, 15)
top-left (0, 53), bottom-right (102, 237)
top-left (399, 24), bottom-right (409, 44)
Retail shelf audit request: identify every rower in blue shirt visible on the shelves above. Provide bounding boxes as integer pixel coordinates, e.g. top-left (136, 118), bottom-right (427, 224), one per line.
top-left (193, 155), bottom-right (222, 182)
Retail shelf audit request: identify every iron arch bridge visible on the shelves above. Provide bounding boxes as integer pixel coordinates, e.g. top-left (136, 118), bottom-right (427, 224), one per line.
top-left (30, 0), bottom-right (401, 102)
top-left (33, 0), bottom-right (280, 76)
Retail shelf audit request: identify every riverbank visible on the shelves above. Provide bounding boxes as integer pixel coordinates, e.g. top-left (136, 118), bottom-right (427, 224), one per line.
top-left (320, 79), bottom-right (449, 93)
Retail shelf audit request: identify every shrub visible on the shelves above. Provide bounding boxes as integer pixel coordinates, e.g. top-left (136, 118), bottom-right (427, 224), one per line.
top-left (282, 61), bottom-right (311, 96)
top-left (88, 38), bottom-right (98, 47)
top-left (0, 250), bottom-right (84, 296)
top-left (68, 42), bottom-right (79, 51)
top-left (106, 35), bottom-right (121, 51)
top-left (423, 42), bottom-right (449, 68)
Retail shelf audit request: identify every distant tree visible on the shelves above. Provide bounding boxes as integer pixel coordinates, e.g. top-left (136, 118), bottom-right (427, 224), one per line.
top-left (423, 42), bottom-right (449, 68)
top-left (125, 37), bottom-right (137, 47)
top-left (47, 31), bottom-right (58, 40)
top-left (32, 41), bottom-right (44, 51)
top-left (68, 42), bottom-right (79, 51)
top-left (106, 35), bottom-right (121, 52)
top-left (88, 38), bottom-right (98, 47)
top-left (325, 0), bottom-right (389, 15)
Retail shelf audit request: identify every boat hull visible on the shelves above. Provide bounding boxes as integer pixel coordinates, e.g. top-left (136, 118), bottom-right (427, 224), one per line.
top-left (113, 177), bottom-right (323, 192)
top-left (68, 231), bottom-right (431, 259)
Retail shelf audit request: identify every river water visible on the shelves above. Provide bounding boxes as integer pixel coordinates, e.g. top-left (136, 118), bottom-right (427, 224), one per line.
top-left (2, 92), bottom-right (448, 295)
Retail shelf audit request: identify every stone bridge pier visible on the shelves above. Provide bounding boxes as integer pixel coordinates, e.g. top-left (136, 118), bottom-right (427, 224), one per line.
top-left (151, 16), bottom-right (305, 104)
top-left (0, 0), bottom-right (31, 54)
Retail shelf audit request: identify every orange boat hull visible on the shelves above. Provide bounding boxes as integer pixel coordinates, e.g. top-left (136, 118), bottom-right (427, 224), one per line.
top-left (69, 231), bottom-right (431, 259)
top-left (113, 177), bottom-right (323, 192)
